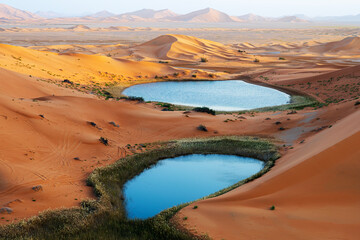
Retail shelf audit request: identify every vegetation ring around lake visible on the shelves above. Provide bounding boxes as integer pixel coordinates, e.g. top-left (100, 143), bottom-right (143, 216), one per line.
top-left (0, 136), bottom-right (280, 240)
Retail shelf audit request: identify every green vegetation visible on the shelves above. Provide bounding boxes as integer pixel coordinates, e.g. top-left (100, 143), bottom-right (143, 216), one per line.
top-left (270, 205), bottom-right (275, 211)
top-left (216, 95), bottom-right (319, 115)
top-left (119, 96), bottom-right (145, 102)
top-left (0, 137), bottom-right (279, 240)
top-left (192, 107), bottom-right (216, 115)
top-left (200, 57), bottom-right (208, 63)
top-left (254, 58), bottom-right (260, 63)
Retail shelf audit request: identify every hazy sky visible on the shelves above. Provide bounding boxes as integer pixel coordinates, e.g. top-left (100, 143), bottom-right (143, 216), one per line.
top-left (2, 0), bottom-right (359, 17)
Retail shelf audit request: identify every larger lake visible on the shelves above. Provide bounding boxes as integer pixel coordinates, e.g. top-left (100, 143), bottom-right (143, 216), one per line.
top-left (123, 154), bottom-right (264, 219)
top-left (123, 80), bottom-right (290, 111)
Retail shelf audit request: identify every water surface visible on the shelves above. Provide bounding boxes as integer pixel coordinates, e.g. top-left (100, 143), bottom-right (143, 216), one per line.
top-left (123, 80), bottom-right (290, 111)
top-left (123, 154), bottom-right (264, 219)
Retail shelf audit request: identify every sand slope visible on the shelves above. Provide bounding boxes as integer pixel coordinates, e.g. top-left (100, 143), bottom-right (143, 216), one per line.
top-left (0, 44), bottom-right (177, 83)
top-left (177, 108), bottom-right (360, 240)
top-left (134, 34), bottom-right (240, 61)
top-left (309, 36), bottom-right (360, 55)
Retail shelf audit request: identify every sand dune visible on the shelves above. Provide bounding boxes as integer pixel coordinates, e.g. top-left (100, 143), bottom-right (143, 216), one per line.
top-left (177, 107), bottom-right (360, 240)
top-left (134, 34), bottom-right (242, 61)
top-left (0, 43), bottom-right (177, 83)
top-left (309, 36), bottom-right (360, 55)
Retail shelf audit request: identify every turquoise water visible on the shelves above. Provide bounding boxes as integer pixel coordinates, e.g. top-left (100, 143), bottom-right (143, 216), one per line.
top-left (123, 154), bottom-right (264, 219)
top-left (123, 80), bottom-right (290, 111)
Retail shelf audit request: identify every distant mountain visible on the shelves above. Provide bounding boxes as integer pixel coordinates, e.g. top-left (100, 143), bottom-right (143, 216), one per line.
top-left (276, 16), bottom-right (309, 23)
top-left (0, 4), bottom-right (41, 21)
top-left (0, 3), bottom-right (357, 24)
top-left (313, 14), bottom-right (360, 22)
top-left (86, 10), bottom-right (116, 18)
top-left (170, 8), bottom-right (235, 22)
top-left (35, 11), bottom-right (74, 19)
top-left (237, 13), bottom-right (269, 22)
top-left (235, 14), bottom-right (309, 23)
top-left (294, 14), bottom-right (312, 20)
top-left (116, 9), bottom-right (178, 19)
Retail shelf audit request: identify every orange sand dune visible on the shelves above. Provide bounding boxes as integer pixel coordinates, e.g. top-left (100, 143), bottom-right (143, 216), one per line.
top-left (177, 108), bottom-right (360, 240)
top-left (308, 36), bottom-right (360, 55)
top-left (0, 43), bottom-right (176, 83)
top-left (133, 34), bottom-right (244, 61)
top-left (277, 64), bottom-right (360, 85)
top-left (29, 44), bottom-right (131, 57)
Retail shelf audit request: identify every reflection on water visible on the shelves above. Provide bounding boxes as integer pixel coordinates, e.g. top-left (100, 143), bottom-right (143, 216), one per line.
top-left (124, 154), bottom-right (264, 219)
top-left (123, 80), bottom-right (290, 111)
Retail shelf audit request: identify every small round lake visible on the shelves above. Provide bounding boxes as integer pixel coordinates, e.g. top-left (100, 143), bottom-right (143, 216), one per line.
top-left (123, 154), bottom-right (264, 219)
top-left (123, 80), bottom-right (290, 111)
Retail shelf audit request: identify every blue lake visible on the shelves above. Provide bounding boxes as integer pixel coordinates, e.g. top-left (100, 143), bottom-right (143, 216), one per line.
top-left (123, 80), bottom-right (290, 111)
top-left (123, 154), bottom-right (264, 219)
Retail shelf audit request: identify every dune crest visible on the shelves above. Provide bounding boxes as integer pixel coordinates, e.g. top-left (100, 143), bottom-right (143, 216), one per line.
top-left (309, 36), bottom-right (360, 54)
top-left (135, 34), bottom-right (241, 61)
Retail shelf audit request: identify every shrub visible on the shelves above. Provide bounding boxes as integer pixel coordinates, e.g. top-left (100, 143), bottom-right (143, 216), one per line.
top-left (99, 137), bottom-right (109, 146)
top-left (192, 107), bottom-right (215, 115)
top-left (63, 79), bottom-right (73, 84)
top-left (279, 57), bottom-right (286, 60)
top-left (200, 57), bottom-right (208, 63)
top-left (192, 74), bottom-right (197, 78)
top-left (254, 58), bottom-right (260, 63)
top-left (197, 125), bottom-right (208, 132)
top-left (87, 121), bottom-right (97, 127)
top-left (270, 205), bottom-right (275, 210)
top-left (109, 122), bottom-right (119, 128)
top-left (355, 101), bottom-right (360, 106)
top-left (119, 96), bottom-right (144, 102)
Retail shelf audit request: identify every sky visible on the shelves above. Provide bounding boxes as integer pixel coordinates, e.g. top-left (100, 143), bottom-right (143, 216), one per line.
top-left (2, 0), bottom-right (360, 17)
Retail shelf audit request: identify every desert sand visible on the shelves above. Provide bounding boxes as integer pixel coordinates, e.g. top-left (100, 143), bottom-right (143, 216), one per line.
top-left (176, 107), bottom-right (360, 240)
top-left (0, 23), bottom-right (359, 240)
